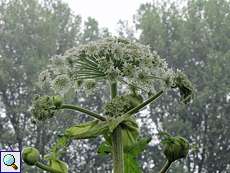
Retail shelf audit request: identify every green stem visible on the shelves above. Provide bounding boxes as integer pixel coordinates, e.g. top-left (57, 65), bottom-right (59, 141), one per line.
top-left (35, 162), bottom-right (63, 173)
top-left (159, 160), bottom-right (172, 173)
top-left (61, 104), bottom-right (106, 121)
top-left (123, 90), bottom-right (164, 119)
top-left (110, 81), bottom-right (117, 98)
top-left (111, 82), bottom-right (124, 173)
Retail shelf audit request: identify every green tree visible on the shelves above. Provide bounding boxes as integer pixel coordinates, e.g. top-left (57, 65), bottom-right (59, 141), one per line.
top-left (81, 17), bottom-right (111, 44)
top-left (117, 20), bottom-right (135, 40)
top-left (135, 0), bottom-right (230, 172)
top-left (81, 17), bottom-right (100, 43)
top-left (0, 0), bottom-right (81, 172)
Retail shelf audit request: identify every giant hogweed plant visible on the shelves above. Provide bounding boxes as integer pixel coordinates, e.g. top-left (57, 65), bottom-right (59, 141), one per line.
top-left (22, 37), bottom-right (194, 173)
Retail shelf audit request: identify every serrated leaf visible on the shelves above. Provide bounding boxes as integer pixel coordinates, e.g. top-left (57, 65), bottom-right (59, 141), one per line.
top-left (49, 159), bottom-right (68, 173)
top-left (125, 137), bottom-right (151, 157)
top-left (65, 120), bottom-right (109, 139)
top-left (124, 154), bottom-right (142, 173)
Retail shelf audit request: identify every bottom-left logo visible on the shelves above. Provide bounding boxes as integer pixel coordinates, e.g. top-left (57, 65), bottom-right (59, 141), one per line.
top-left (0, 151), bottom-right (21, 173)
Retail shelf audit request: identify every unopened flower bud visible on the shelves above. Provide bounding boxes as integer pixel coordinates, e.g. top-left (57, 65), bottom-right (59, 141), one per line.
top-left (104, 93), bottom-right (143, 117)
top-left (53, 95), bottom-right (63, 108)
top-left (31, 95), bottom-right (56, 121)
top-left (162, 135), bottom-right (189, 162)
top-left (22, 147), bottom-right (40, 165)
top-left (172, 71), bottom-right (194, 104)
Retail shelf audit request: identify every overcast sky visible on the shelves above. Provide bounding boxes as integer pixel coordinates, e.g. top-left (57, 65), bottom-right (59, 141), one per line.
top-left (64, 0), bottom-right (152, 34)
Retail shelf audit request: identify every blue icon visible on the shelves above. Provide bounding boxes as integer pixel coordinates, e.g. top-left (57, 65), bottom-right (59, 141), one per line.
top-left (3, 154), bottom-right (18, 170)
top-left (1, 150), bottom-right (21, 172)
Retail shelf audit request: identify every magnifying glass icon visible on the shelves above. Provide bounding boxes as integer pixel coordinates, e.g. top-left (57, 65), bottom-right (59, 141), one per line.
top-left (3, 154), bottom-right (18, 170)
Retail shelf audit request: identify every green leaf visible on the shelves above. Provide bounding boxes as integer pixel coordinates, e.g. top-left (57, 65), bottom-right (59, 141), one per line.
top-left (123, 137), bottom-right (150, 173)
top-left (49, 135), bottom-right (71, 159)
top-left (97, 141), bottom-right (111, 155)
top-left (124, 154), bottom-right (142, 173)
top-left (49, 159), bottom-right (68, 173)
top-left (125, 137), bottom-right (151, 157)
top-left (65, 120), bottom-right (109, 139)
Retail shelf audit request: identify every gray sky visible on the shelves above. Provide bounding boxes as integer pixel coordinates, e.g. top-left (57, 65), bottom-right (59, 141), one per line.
top-left (64, 0), bottom-right (152, 34)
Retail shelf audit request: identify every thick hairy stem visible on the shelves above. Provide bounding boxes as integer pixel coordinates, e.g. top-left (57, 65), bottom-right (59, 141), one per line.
top-left (159, 160), bottom-right (172, 173)
top-left (112, 126), bottom-right (124, 173)
top-left (110, 81), bottom-right (117, 98)
top-left (61, 104), bottom-right (106, 121)
top-left (111, 82), bottom-right (124, 173)
top-left (35, 162), bottom-right (63, 173)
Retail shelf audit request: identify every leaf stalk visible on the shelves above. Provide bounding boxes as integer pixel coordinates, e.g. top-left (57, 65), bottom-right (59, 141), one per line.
top-left (61, 104), bottom-right (106, 121)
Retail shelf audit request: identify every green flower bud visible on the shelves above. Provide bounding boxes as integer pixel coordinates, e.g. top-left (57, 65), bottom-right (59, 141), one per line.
top-left (22, 147), bottom-right (40, 165)
top-left (104, 94), bottom-right (143, 117)
top-left (162, 135), bottom-right (189, 162)
top-left (31, 95), bottom-right (56, 121)
top-left (53, 95), bottom-right (63, 108)
top-left (104, 95), bottom-right (133, 117)
top-left (173, 71), bottom-right (194, 104)
top-left (176, 136), bottom-right (190, 158)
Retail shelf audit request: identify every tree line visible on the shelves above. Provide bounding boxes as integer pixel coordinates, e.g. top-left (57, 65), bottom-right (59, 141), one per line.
top-left (0, 0), bottom-right (229, 172)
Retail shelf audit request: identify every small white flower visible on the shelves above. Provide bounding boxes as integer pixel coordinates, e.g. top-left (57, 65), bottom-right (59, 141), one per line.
top-left (39, 70), bottom-right (51, 86)
top-left (51, 74), bottom-right (71, 95)
top-left (39, 37), bottom-right (185, 96)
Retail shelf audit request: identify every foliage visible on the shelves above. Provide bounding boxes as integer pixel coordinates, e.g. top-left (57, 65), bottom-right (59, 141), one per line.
top-left (0, 0), bottom-right (80, 172)
top-left (135, 0), bottom-right (230, 172)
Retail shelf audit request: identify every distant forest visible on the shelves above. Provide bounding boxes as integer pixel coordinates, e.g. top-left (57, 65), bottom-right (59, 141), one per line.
top-left (0, 0), bottom-right (229, 172)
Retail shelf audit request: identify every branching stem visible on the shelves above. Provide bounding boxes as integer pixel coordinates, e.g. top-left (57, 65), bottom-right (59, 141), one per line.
top-left (60, 104), bottom-right (106, 121)
top-left (123, 90), bottom-right (164, 118)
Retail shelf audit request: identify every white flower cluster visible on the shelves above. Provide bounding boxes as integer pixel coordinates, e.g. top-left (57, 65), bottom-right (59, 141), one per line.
top-left (38, 37), bottom-right (185, 96)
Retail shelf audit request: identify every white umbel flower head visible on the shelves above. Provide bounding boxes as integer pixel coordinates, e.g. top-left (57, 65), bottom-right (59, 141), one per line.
top-left (39, 37), bottom-right (194, 100)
